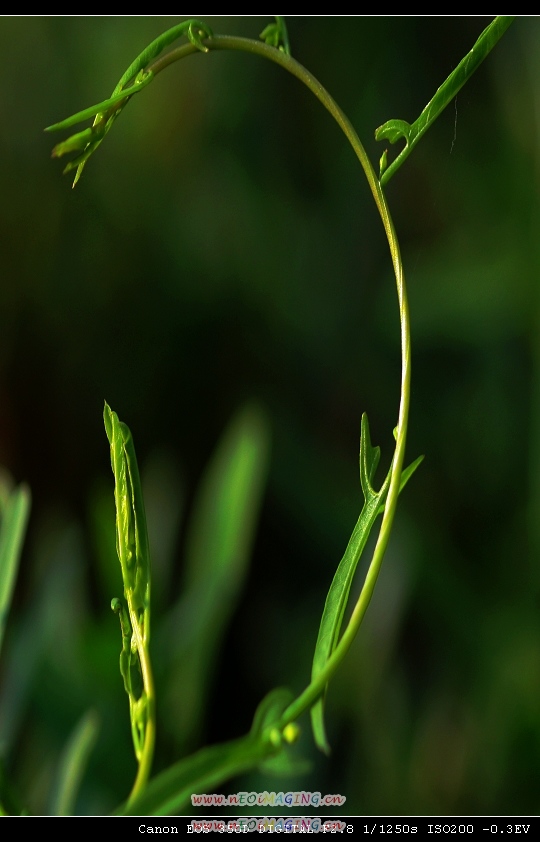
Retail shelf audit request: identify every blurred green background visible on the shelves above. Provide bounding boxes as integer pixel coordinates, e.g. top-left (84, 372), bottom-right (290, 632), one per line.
top-left (1, 16), bottom-right (539, 816)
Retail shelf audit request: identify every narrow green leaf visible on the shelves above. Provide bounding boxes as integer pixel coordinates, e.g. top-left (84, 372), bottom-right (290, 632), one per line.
top-left (120, 420), bottom-right (151, 613)
top-left (162, 402), bottom-right (270, 753)
top-left (104, 403), bottom-right (150, 617)
top-left (111, 19), bottom-right (212, 94)
top-left (376, 16), bottom-right (514, 184)
top-left (0, 483), bottom-right (31, 658)
top-left (45, 75), bottom-right (153, 134)
top-left (310, 417), bottom-right (423, 753)
top-left (50, 710), bottom-right (100, 816)
top-left (359, 413), bottom-right (381, 496)
top-left (183, 402), bottom-right (270, 591)
top-left (311, 416), bottom-right (387, 753)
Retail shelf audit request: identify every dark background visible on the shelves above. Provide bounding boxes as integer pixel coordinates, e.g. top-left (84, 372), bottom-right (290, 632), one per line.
top-left (0, 16), bottom-right (539, 816)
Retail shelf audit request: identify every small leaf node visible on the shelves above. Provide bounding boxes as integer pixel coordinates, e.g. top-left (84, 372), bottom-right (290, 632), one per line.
top-left (260, 16), bottom-right (291, 56)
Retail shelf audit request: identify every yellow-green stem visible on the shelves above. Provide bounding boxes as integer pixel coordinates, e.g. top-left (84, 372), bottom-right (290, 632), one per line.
top-left (148, 34), bottom-right (410, 728)
top-left (126, 602), bottom-right (155, 805)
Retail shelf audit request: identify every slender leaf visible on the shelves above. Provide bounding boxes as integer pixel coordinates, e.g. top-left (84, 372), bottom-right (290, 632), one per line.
top-left (0, 483), bottom-right (31, 658)
top-left (45, 74), bottom-right (155, 134)
top-left (310, 415), bottom-right (387, 753)
top-left (376, 16), bottom-right (514, 184)
top-left (310, 415), bottom-right (423, 753)
top-left (161, 402), bottom-right (270, 753)
top-left (183, 402), bottom-right (270, 591)
top-left (50, 710), bottom-right (100, 816)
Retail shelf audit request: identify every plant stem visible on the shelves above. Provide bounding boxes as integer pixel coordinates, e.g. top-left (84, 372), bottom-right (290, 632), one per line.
top-left (148, 33), bottom-right (410, 728)
top-left (126, 603), bottom-right (155, 805)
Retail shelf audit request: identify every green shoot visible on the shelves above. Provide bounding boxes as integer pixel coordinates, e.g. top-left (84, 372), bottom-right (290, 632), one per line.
top-left (104, 402), bottom-right (155, 804)
top-left (163, 403), bottom-right (270, 753)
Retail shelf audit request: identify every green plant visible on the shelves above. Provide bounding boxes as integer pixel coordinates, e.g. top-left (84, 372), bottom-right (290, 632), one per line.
top-left (0, 16), bottom-right (513, 816)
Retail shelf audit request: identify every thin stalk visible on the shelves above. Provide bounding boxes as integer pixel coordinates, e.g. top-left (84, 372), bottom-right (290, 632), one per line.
top-left (126, 603), bottom-right (155, 804)
top-left (147, 35), bottom-right (410, 728)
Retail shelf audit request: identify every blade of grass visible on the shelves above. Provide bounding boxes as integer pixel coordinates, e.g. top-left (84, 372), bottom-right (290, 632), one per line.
top-left (161, 402), bottom-right (270, 752)
top-left (50, 710), bottom-right (100, 816)
top-left (0, 484), bottom-right (31, 658)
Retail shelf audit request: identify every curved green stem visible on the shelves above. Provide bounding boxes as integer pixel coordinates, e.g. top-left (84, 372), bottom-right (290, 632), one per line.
top-left (146, 34), bottom-right (410, 730)
top-left (54, 24), bottom-right (411, 752)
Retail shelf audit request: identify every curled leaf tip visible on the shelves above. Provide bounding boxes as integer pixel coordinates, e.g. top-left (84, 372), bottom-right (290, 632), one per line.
top-left (375, 118), bottom-right (411, 145)
top-left (187, 20), bottom-right (213, 52)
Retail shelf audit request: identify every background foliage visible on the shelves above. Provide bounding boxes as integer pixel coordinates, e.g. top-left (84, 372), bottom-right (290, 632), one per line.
top-left (0, 16), bottom-right (539, 815)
